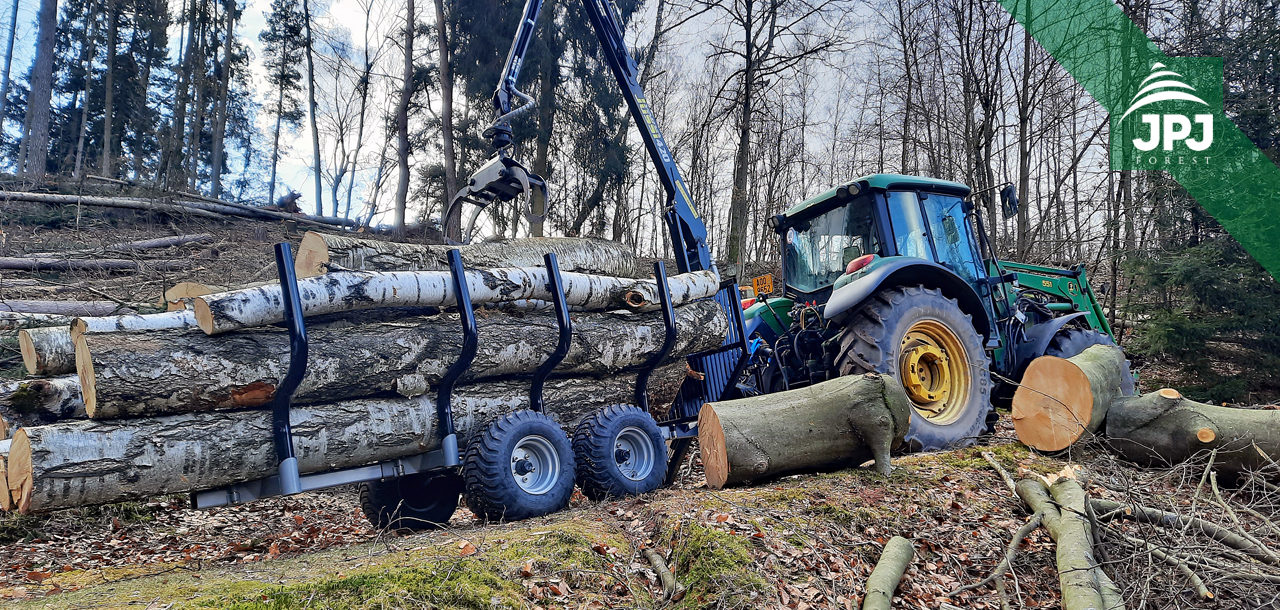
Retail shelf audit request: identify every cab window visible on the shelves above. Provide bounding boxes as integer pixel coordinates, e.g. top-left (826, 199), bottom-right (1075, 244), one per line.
top-left (886, 191), bottom-right (931, 260)
top-left (923, 194), bottom-right (984, 284)
top-left (783, 198), bottom-right (880, 293)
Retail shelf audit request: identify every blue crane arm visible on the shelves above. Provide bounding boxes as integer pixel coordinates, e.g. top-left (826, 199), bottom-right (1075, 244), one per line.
top-left (491, 0), bottom-right (713, 273)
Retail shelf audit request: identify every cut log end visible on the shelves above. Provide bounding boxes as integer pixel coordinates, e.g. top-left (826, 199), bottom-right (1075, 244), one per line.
top-left (697, 404), bottom-right (729, 490)
top-left (17, 330), bottom-right (37, 375)
top-left (623, 290), bottom-right (648, 309)
top-left (294, 231), bottom-right (331, 278)
top-left (74, 334), bottom-right (100, 417)
top-left (1159, 388), bottom-right (1182, 400)
top-left (7, 430), bottom-right (31, 514)
top-left (69, 318), bottom-right (88, 342)
top-left (0, 454), bottom-right (10, 512)
top-left (192, 298), bottom-right (215, 335)
top-left (1011, 355), bottom-right (1094, 452)
top-left (1197, 427), bottom-right (1216, 443)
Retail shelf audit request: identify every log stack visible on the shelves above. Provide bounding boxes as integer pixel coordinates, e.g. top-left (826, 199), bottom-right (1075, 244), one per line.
top-left (1, 234), bottom-right (729, 514)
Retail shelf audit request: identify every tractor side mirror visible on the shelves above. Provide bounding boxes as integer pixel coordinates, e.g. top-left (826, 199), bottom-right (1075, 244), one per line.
top-left (1000, 185), bottom-right (1020, 219)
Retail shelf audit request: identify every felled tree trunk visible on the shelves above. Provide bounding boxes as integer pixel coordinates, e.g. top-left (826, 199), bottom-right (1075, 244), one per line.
top-left (16, 311), bottom-right (197, 377)
top-left (7, 368), bottom-right (681, 514)
top-left (2, 376), bottom-right (85, 422)
top-left (1107, 388), bottom-right (1280, 480)
top-left (78, 301), bottom-right (727, 418)
top-left (295, 231), bottom-right (639, 278)
top-left (1015, 478), bottom-right (1124, 610)
top-left (193, 267), bottom-right (719, 335)
top-left (698, 374), bottom-right (911, 489)
top-left (0, 312), bottom-right (76, 331)
top-left (0, 300), bottom-right (135, 316)
top-left (1012, 345), bottom-right (1127, 452)
top-left (862, 536), bottom-right (915, 610)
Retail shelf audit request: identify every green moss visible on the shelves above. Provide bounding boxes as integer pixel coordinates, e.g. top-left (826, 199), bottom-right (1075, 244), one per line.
top-left (205, 559), bottom-right (526, 609)
top-left (671, 523), bottom-right (768, 609)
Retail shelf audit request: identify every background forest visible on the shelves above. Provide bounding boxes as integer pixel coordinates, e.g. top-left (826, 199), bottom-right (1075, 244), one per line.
top-left (0, 0), bottom-right (1278, 401)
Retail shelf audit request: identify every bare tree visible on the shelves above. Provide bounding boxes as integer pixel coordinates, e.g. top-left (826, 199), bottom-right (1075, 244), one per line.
top-left (0, 0), bottom-right (20, 150)
top-left (394, 0), bottom-right (415, 233)
top-left (17, 0), bottom-right (58, 177)
top-left (302, 0), bottom-right (324, 214)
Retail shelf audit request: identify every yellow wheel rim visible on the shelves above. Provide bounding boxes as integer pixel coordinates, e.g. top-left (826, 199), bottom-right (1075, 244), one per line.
top-left (898, 319), bottom-right (970, 424)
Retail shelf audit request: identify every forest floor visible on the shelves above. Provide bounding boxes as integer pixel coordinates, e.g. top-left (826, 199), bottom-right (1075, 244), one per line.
top-left (3, 196), bottom-right (1280, 608)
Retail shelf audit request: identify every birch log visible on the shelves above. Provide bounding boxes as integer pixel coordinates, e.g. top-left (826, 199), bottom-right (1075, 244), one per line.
top-left (0, 312), bottom-right (76, 330)
top-left (193, 267), bottom-right (719, 335)
top-left (78, 301), bottom-right (727, 418)
top-left (294, 231), bottom-right (639, 278)
top-left (1011, 345), bottom-right (1128, 452)
top-left (0, 300), bottom-right (135, 316)
top-left (7, 367), bottom-right (682, 514)
top-left (2, 376), bottom-right (85, 422)
top-left (698, 374), bottom-right (911, 488)
top-left (15, 310), bottom-right (198, 377)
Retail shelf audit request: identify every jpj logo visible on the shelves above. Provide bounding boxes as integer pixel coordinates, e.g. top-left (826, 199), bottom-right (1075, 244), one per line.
top-left (1111, 58), bottom-right (1222, 170)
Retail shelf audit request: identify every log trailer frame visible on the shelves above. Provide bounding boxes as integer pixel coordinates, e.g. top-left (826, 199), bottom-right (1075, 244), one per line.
top-left (197, 0), bottom-right (1129, 525)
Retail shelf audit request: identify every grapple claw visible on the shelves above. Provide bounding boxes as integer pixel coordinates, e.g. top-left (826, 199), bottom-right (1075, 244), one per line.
top-left (444, 154), bottom-right (548, 244)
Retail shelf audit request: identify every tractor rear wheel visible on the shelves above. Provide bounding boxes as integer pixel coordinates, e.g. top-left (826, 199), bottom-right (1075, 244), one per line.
top-left (359, 471), bottom-right (462, 531)
top-left (1045, 328), bottom-right (1137, 395)
top-left (833, 285), bottom-right (992, 452)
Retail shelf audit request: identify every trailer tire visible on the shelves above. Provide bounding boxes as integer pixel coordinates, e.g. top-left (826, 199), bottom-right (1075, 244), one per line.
top-left (833, 285), bottom-right (992, 452)
top-left (359, 472), bottom-right (462, 531)
top-left (463, 410), bottom-right (575, 522)
top-left (1045, 328), bottom-right (1137, 396)
top-left (573, 405), bottom-right (667, 500)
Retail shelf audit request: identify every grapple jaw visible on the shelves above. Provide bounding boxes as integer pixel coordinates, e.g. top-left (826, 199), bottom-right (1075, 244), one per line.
top-left (444, 154), bottom-right (548, 244)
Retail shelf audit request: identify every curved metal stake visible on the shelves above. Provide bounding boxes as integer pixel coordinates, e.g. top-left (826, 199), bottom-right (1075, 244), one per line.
top-left (272, 243), bottom-right (308, 495)
top-left (634, 261), bottom-right (677, 410)
top-left (436, 250), bottom-right (477, 467)
top-left (530, 252), bottom-right (572, 413)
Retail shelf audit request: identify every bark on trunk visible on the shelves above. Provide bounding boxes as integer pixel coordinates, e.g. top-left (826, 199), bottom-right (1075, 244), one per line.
top-left (1107, 388), bottom-right (1280, 480)
top-left (194, 266), bottom-right (718, 335)
top-left (862, 536), bottom-right (915, 610)
top-left (0, 258), bottom-right (189, 273)
top-left (18, 310), bottom-right (196, 376)
top-left (1, 300), bottom-right (135, 316)
top-left (7, 367), bottom-right (681, 514)
top-left (0, 312), bottom-right (76, 330)
top-left (79, 301), bottom-right (726, 418)
top-left (3, 376), bottom-right (85, 422)
top-left (1011, 345), bottom-right (1127, 452)
top-left (698, 374), bottom-right (911, 489)
top-left (1015, 478), bottom-right (1124, 610)
top-left (295, 231), bottom-right (639, 278)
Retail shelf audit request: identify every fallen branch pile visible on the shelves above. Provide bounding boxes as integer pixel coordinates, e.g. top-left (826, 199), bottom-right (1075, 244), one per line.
top-left (0, 233), bottom-right (728, 514)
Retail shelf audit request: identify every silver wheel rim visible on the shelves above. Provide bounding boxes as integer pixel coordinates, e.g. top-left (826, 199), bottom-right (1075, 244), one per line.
top-left (510, 435), bottom-right (560, 495)
top-left (615, 426), bottom-right (655, 482)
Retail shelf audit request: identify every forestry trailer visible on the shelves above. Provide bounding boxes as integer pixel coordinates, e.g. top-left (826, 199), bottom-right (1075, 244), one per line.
top-left (196, 0), bottom-right (1129, 528)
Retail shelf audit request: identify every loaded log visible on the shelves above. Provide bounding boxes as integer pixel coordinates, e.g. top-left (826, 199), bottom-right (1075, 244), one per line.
top-left (1011, 345), bottom-right (1128, 452)
top-left (294, 231), bottom-right (639, 278)
top-left (6, 368), bottom-right (682, 514)
top-left (16, 310), bottom-right (198, 377)
top-left (192, 267), bottom-right (719, 335)
top-left (698, 374), bottom-right (911, 489)
top-left (77, 301), bottom-right (727, 418)
top-left (2, 376), bottom-right (85, 422)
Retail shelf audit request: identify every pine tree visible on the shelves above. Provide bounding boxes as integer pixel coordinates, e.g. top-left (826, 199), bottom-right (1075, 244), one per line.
top-left (260, 0), bottom-right (305, 207)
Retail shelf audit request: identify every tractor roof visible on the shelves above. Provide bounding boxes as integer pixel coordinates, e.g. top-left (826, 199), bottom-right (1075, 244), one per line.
top-left (782, 173), bottom-right (971, 219)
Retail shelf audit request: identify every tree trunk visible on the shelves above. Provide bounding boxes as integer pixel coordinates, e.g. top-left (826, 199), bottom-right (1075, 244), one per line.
top-left (1, 312), bottom-right (76, 331)
top-left (295, 231), bottom-right (639, 278)
top-left (393, 0), bottom-right (414, 233)
top-left (18, 326), bottom-right (74, 375)
top-left (1015, 478), bottom-right (1124, 610)
top-left (100, 0), bottom-right (118, 176)
top-left (18, 0), bottom-right (58, 177)
top-left (0, 300), bottom-right (134, 316)
top-left (72, 4), bottom-right (98, 179)
top-left (209, 0), bottom-right (235, 197)
top-left (1011, 345), bottom-right (1127, 451)
top-left (0, 0), bottom-right (18, 148)
top-left (7, 367), bottom-right (682, 513)
top-left (3, 376), bottom-right (85, 423)
top-left (302, 0), bottom-right (323, 215)
top-left (1107, 388), bottom-right (1280, 480)
top-left (194, 266), bottom-right (718, 334)
top-left (433, 0), bottom-right (458, 237)
top-left (725, 0), bottom-right (754, 267)
top-left (862, 536), bottom-right (915, 610)
top-left (0, 257), bottom-right (190, 273)
top-left (79, 301), bottom-right (726, 418)
top-left (698, 374), bottom-right (911, 489)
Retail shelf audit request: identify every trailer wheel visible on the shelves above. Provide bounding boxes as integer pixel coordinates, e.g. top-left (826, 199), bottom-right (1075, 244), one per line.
top-left (463, 410), bottom-right (575, 522)
top-left (359, 471), bottom-right (462, 531)
top-left (572, 405), bottom-right (667, 500)
top-left (833, 285), bottom-right (993, 452)
top-left (1045, 328), bottom-right (1137, 396)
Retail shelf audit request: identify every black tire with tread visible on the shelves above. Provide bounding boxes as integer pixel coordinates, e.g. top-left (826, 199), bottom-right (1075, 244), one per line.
top-left (359, 472), bottom-right (462, 531)
top-left (833, 284), bottom-right (993, 452)
top-left (463, 409), bottom-right (575, 522)
top-left (572, 405), bottom-right (667, 500)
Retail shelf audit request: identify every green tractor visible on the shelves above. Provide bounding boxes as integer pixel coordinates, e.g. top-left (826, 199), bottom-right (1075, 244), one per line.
top-left (741, 173), bottom-right (1133, 451)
